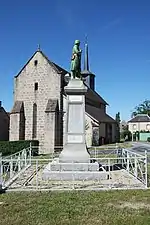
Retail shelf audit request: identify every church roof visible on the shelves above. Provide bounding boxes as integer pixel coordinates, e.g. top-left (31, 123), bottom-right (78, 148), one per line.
top-left (82, 70), bottom-right (94, 75)
top-left (81, 41), bottom-right (95, 76)
top-left (0, 101), bottom-right (10, 118)
top-left (86, 104), bottom-right (116, 123)
top-left (15, 50), bottom-right (68, 78)
top-left (10, 101), bottom-right (24, 114)
top-left (85, 87), bottom-right (108, 106)
top-left (45, 99), bottom-right (59, 112)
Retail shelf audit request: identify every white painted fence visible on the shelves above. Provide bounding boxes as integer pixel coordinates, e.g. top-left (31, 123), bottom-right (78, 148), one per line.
top-left (0, 146), bottom-right (32, 190)
top-left (0, 147), bottom-right (148, 191)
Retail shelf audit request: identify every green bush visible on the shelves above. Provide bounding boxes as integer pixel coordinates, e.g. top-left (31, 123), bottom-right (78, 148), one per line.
top-left (147, 137), bottom-right (150, 142)
top-left (0, 140), bottom-right (39, 156)
top-left (140, 130), bottom-right (150, 133)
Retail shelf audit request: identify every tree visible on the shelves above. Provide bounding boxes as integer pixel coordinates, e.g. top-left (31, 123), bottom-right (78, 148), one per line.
top-left (115, 112), bottom-right (121, 142)
top-left (132, 100), bottom-right (150, 118)
top-left (120, 124), bottom-right (132, 141)
top-left (115, 112), bottom-right (121, 124)
top-left (92, 127), bottom-right (99, 146)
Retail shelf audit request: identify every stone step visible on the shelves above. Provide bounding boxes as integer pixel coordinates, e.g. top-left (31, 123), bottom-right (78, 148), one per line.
top-left (42, 171), bottom-right (108, 181)
top-left (46, 162), bottom-right (99, 171)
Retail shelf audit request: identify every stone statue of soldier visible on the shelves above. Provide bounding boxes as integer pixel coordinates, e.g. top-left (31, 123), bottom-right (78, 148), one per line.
top-left (70, 40), bottom-right (82, 79)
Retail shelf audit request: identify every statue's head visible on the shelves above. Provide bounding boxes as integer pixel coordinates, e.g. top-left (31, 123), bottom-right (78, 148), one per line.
top-left (75, 40), bottom-right (80, 45)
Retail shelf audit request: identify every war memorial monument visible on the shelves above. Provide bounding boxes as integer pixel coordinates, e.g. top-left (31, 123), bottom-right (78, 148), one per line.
top-left (42, 40), bottom-right (107, 180)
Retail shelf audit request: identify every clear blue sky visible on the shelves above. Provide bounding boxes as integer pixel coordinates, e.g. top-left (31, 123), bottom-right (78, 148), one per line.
top-left (0, 0), bottom-right (150, 121)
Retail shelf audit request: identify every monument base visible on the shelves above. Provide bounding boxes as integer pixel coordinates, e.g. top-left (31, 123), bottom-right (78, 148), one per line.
top-left (59, 143), bottom-right (90, 163)
top-left (42, 159), bottom-right (108, 181)
top-left (43, 160), bottom-right (99, 171)
top-left (42, 171), bottom-right (108, 181)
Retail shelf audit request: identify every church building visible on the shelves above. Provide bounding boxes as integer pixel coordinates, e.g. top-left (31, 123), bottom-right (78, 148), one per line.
top-left (9, 42), bottom-right (117, 154)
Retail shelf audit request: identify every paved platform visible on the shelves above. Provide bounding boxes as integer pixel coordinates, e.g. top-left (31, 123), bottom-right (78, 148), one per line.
top-left (8, 166), bottom-right (145, 190)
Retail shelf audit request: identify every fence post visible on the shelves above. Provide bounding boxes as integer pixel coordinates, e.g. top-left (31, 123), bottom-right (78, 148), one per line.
top-left (116, 143), bottom-right (118, 150)
top-left (29, 144), bottom-right (32, 165)
top-left (145, 150), bottom-right (148, 188)
top-left (21, 150), bottom-right (24, 168)
top-left (10, 156), bottom-right (13, 179)
top-left (108, 158), bottom-right (111, 188)
top-left (127, 151), bottom-right (129, 172)
top-left (72, 160), bottom-right (75, 190)
top-left (30, 142), bottom-right (32, 155)
top-left (0, 153), bottom-right (3, 190)
top-left (121, 149), bottom-right (123, 168)
top-left (134, 155), bottom-right (138, 177)
top-left (18, 152), bottom-right (21, 172)
top-left (24, 149), bottom-right (27, 167)
top-left (36, 159), bottom-right (38, 190)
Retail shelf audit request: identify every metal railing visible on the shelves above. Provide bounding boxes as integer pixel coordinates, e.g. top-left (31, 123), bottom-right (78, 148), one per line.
top-left (0, 147), bottom-right (147, 191)
top-left (118, 148), bottom-right (147, 186)
top-left (0, 146), bottom-right (148, 191)
top-left (0, 146), bottom-right (32, 189)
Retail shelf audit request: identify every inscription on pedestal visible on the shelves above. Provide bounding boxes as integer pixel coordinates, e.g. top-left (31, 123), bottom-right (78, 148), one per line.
top-left (67, 134), bottom-right (83, 143)
top-left (69, 95), bottom-right (83, 102)
top-left (68, 104), bottom-right (83, 134)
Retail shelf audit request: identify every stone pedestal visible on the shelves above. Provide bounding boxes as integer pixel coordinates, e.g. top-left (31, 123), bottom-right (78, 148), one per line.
top-left (42, 159), bottom-right (108, 181)
top-left (59, 79), bottom-right (90, 163)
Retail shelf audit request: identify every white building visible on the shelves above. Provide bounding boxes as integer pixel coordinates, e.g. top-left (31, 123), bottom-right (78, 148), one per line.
top-left (128, 114), bottom-right (150, 133)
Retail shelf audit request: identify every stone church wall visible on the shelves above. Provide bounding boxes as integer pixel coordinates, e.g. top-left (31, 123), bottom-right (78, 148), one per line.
top-left (10, 51), bottom-right (61, 154)
top-left (85, 114), bottom-right (93, 147)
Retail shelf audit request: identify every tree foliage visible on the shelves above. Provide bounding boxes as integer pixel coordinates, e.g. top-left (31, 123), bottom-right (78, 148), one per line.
top-left (132, 100), bottom-right (150, 117)
top-left (0, 140), bottom-right (39, 156)
top-left (120, 125), bottom-right (132, 141)
top-left (115, 112), bottom-right (121, 123)
top-left (115, 112), bottom-right (121, 142)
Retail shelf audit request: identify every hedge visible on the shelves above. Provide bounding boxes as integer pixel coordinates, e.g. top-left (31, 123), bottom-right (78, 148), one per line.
top-left (0, 140), bottom-right (39, 156)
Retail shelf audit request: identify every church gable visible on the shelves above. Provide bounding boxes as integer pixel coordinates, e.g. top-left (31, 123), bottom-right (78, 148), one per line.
top-left (13, 50), bottom-right (65, 103)
top-left (15, 51), bottom-right (58, 81)
top-left (15, 50), bottom-right (67, 79)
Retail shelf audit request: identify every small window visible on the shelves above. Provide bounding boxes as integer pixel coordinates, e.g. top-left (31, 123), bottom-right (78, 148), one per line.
top-left (133, 124), bottom-right (137, 130)
top-left (146, 124), bottom-right (150, 130)
top-left (34, 82), bottom-right (38, 91)
top-left (34, 60), bottom-right (38, 66)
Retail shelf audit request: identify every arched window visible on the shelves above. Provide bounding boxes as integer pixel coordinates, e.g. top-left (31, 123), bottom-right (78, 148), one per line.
top-left (32, 103), bottom-right (37, 139)
top-left (146, 124), bottom-right (150, 131)
top-left (133, 124), bottom-right (137, 130)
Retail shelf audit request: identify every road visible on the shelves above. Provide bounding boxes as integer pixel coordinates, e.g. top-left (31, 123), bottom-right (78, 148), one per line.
top-left (89, 142), bottom-right (150, 158)
top-left (131, 142), bottom-right (150, 154)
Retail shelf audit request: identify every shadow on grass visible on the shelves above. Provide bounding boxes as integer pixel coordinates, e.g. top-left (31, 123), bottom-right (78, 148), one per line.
top-left (0, 187), bottom-right (6, 194)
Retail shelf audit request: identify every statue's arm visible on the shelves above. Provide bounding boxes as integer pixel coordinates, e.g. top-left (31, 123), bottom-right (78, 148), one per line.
top-left (73, 45), bottom-right (81, 54)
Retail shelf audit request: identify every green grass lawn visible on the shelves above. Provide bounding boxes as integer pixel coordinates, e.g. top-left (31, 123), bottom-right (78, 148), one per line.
top-left (0, 190), bottom-right (150, 225)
